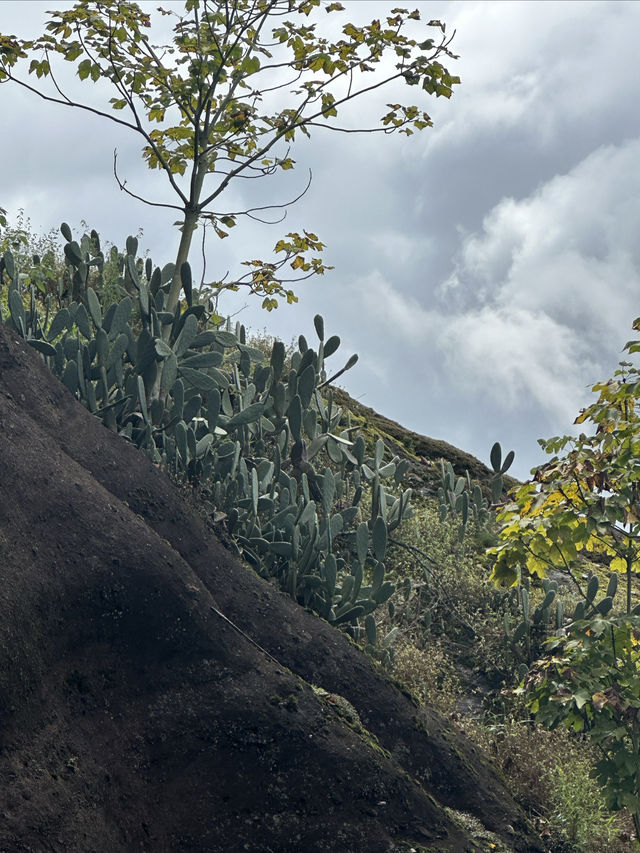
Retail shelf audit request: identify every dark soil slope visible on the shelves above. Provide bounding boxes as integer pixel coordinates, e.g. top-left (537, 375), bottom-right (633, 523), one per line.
top-left (332, 388), bottom-right (519, 493)
top-left (0, 325), bottom-right (542, 853)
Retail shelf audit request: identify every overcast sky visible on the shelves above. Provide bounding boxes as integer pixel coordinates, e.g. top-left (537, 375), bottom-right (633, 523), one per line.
top-left (2, 0), bottom-right (639, 479)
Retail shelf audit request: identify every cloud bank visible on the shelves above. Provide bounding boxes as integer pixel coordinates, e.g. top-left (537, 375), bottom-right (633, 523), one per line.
top-left (440, 140), bottom-right (640, 424)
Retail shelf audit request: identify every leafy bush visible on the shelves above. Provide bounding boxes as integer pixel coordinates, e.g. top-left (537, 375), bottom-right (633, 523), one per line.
top-left (383, 495), bottom-right (516, 679)
top-left (392, 639), bottom-right (461, 718)
top-left (487, 321), bottom-right (640, 838)
top-left (472, 716), bottom-right (630, 852)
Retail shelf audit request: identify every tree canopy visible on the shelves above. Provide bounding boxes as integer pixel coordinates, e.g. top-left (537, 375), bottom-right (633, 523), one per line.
top-left (0, 0), bottom-right (460, 313)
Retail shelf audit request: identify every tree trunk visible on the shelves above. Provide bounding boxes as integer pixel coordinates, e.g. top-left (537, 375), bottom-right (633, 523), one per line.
top-left (166, 155), bottom-right (211, 314)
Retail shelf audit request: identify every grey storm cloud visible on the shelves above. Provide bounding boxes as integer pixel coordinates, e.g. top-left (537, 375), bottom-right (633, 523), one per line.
top-left (1, 0), bottom-right (640, 479)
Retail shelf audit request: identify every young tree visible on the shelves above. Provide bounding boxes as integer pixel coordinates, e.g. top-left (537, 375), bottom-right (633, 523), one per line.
top-left (490, 358), bottom-right (640, 612)
top-left (0, 0), bottom-right (459, 314)
top-left (491, 319), bottom-right (640, 837)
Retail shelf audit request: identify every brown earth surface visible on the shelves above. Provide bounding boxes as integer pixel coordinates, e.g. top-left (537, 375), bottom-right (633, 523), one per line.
top-left (0, 324), bottom-right (543, 852)
top-left (332, 388), bottom-right (519, 493)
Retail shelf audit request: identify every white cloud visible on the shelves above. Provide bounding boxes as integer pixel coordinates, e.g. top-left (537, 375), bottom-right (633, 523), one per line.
top-left (438, 138), bottom-right (640, 423)
top-left (350, 270), bottom-right (436, 342)
top-left (439, 306), bottom-right (590, 420)
top-left (424, 1), bottom-right (640, 151)
top-left (2, 0), bottom-right (639, 481)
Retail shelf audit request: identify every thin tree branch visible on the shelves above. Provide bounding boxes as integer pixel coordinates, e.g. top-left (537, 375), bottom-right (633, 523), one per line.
top-left (206, 168), bottom-right (311, 218)
top-left (113, 150), bottom-right (184, 212)
top-left (1, 70), bottom-right (140, 133)
top-left (388, 537), bottom-right (479, 636)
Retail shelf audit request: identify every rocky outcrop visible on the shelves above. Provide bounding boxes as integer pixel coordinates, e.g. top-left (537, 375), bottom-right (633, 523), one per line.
top-left (0, 324), bottom-right (542, 852)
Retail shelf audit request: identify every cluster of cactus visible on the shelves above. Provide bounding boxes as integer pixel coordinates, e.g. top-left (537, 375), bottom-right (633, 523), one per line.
top-left (362, 613), bottom-right (399, 667)
top-left (437, 460), bottom-right (489, 543)
top-left (488, 442), bottom-right (515, 503)
top-left (504, 576), bottom-right (563, 669)
top-left (436, 441), bottom-right (512, 544)
top-left (504, 571), bottom-right (625, 673)
top-left (0, 224), bottom-right (414, 629)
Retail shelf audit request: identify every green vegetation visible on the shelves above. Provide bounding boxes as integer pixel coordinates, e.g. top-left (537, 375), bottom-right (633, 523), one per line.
top-left (489, 338), bottom-right (640, 841)
top-left (5, 199), bottom-right (640, 849)
top-left (3, 4), bottom-right (640, 850)
top-left (4, 210), bottom-right (640, 849)
top-left (0, 222), bottom-right (419, 630)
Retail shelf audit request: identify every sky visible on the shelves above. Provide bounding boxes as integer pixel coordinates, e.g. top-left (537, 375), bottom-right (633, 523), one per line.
top-left (1, 0), bottom-right (640, 479)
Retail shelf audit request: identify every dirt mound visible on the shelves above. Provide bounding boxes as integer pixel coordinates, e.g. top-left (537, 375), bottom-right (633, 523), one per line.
top-left (0, 325), bottom-right (543, 852)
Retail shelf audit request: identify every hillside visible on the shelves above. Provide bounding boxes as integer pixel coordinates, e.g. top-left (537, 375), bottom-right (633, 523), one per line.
top-left (0, 323), bottom-right (545, 851)
top-left (332, 387), bottom-right (519, 492)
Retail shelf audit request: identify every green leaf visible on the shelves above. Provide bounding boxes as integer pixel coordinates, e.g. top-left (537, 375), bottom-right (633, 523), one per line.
top-left (75, 304), bottom-right (91, 339)
top-left (364, 614), bottom-right (377, 646)
top-left (196, 433), bottom-right (213, 458)
top-left (9, 290), bottom-right (25, 332)
top-left (269, 541), bottom-right (293, 558)
top-left (324, 553), bottom-right (337, 595)
top-left (297, 364), bottom-right (316, 409)
top-left (490, 442), bottom-right (502, 473)
top-left (372, 581), bottom-right (394, 605)
top-left (586, 574), bottom-right (599, 603)
top-left (288, 394), bottom-right (302, 442)
top-left (226, 402), bottom-right (265, 428)
top-left (154, 339), bottom-right (174, 359)
top-left (574, 689), bottom-right (590, 710)
top-left (28, 339), bottom-right (57, 358)
top-left (86, 287), bottom-right (102, 329)
top-left (355, 522), bottom-right (369, 566)
top-left (180, 351), bottom-right (223, 369)
top-left (179, 366), bottom-right (220, 393)
top-left (323, 335), bottom-right (340, 358)
top-left (109, 297), bottom-right (132, 339)
top-left (175, 420), bottom-right (188, 462)
top-left (213, 330), bottom-right (238, 348)
top-left (314, 314), bottom-right (324, 341)
top-left (64, 241), bottom-right (83, 267)
top-left (333, 605), bottom-right (366, 626)
top-left (61, 359), bottom-right (78, 393)
top-left (372, 516), bottom-right (387, 561)
top-left (174, 313), bottom-right (198, 357)
top-left (500, 449), bottom-right (515, 474)
top-left (137, 375), bottom-right (149, 425)
top-left (161, 353), bottom-right (178, 396)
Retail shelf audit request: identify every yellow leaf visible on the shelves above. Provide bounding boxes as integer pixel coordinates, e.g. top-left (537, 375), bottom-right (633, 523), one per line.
top-left (526, 554), bottom-right (549, 579)
top-left (592, 691), bottom-right (608, 712)
top-left (610, 556), bottom-right (627, 573)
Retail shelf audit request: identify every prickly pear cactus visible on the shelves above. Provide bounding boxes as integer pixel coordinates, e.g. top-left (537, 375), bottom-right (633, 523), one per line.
top-left (503, 570), bottom-right (625, 673)
top-left (1, 223), bottom-right (415, 633)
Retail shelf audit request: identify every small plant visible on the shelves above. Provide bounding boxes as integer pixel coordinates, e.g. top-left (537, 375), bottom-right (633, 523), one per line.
top-left (436, 441), bottom-right (513, 545)
top-left (544, 757), bottom-right (618, 852)
top-left (521, 611), bottom-right (640, 839)
top-left (392, 639), bottom-right (461, 718)
top-left (472, 716), bottom-right (629, 853)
